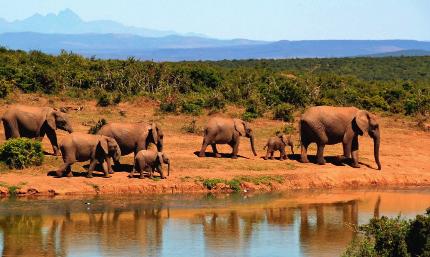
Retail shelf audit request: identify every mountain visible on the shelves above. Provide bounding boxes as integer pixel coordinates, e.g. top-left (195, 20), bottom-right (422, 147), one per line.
top-left (1, 33), bottom-right (429, 61)
top-left (365, 49), bottom-right (430, 57)
top-left (0, 9), bottom-right (189, 38)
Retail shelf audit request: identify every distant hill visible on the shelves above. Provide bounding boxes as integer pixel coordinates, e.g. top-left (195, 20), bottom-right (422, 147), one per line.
top-left (0, 9), bottom-right (430, 61)
top-left (365, 49), bottom-right (430, 57)
top-left (2, 33), bottom-right (429, 61)
top-left (0, 9), bottom-right (197, 38)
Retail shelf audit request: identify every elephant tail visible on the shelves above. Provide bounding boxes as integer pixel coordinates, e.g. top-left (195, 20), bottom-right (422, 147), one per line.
top-left (263, 143), bottom-right (267, 150)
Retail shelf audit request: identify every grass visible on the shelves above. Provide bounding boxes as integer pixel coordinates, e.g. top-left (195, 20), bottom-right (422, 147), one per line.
top-left (201, 175), bottom-right (286, 192)
top-left (0, 181), bottom-right (27, 196)
top-left (84, 182), bottom-right (100, 194)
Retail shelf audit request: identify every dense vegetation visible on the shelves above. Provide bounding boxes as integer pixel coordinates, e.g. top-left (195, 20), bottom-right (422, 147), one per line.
top-left (0, 47), bottom-right (429, 120)
top-left (0, 138), bottom-right (44, 169)
top-left (343, 208), bottom-right (430, 257)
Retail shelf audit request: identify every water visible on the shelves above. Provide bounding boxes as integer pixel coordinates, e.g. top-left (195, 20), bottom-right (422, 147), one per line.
top-left (0, 189), bottom-right (429, 257)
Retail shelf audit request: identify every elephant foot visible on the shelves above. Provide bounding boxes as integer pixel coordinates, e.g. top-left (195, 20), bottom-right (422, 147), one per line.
top-left (86, 174), bottom-right (93, 179)
top-left (139, 175), bottom-right (145, 179)
top-left (55, 172), bottom-right (63, 178)
top-left (300, 157), bottom-right (309, 163)
top-left (215, 153), bottom-right (222, 158)
top-left (66, 172), bottom-right (73, 178)
top-left (317, 159), bottom-right (326, 165)
top-left (128, 173), bottom-right (134, 178)
top-left (263, 157), bottom-right (268, 160)
top-left (109, 170), bottom-right (115, 175)
top-left (103, 175), bottom-right (112, 178)
top-left (198, 152), bottom-right (206, 158)
top-left (231, 155), bottom-right (238, 159)
top-left (351, 163), bottom-right (360, 169)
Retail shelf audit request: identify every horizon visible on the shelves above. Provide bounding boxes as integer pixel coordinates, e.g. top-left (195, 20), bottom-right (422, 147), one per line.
top-left (0, 0), bottom-right (429, 41)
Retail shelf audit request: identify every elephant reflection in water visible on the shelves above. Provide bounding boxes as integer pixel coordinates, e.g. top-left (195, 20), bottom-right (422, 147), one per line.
top-left (0, 205), bottom-right (167, 257)
top-left (0, 215), bottom-right (66, 257)
top-left (298, 201), bottom-right (359, 257)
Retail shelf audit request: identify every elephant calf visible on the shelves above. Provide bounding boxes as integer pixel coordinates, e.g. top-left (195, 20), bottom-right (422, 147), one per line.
top-left (56, 133), bottom-right (121, 178)
top-left (129, 148), bottom-right (170, 179)
top-left (264, 133), bottom-right (294, 160)
top-left (1, 105), bottom-right (73, 155)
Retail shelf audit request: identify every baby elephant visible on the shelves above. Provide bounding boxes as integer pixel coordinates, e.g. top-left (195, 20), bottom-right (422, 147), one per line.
top-left (56, 133), bottom-right (121, 178)
top-left (129, 149), bottom-right (170, 179)
top-left (264, 134), bottom-right (294, 160)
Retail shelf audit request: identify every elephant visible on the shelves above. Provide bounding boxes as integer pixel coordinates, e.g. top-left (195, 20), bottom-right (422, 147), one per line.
top-left (56, 133), bottom-right (121, 178)
top-left (263, 133), bottom-right (294, 160)
top-left (1, 105), bottom-right (73, 155)
top-left (129, 146), bottom-right (171, 179)
top-left (299, 106), bottom-right (381, 170)
top-left (198, 117), bottom-right (257, 159)
top-left (97, 122), bottom-right (164, 165)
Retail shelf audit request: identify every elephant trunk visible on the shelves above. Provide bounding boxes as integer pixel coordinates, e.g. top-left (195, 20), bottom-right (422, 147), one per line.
top-left (167, 160), bottom-right (170, 176)
top-left (250, 135), bottom-right (257, 156)
top-left (372, 131), bottom-right (381, 170)
top-left (290, 144), bottom-right (295, 155)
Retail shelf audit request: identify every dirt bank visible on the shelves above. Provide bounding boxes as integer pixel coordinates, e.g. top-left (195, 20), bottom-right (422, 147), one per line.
top-left (0, 94), bottom-right (429, 196)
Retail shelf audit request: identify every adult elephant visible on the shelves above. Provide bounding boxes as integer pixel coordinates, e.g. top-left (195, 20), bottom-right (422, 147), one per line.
top-left (97, 122), bottom-right (164, 163)
top-left (198, 117), bottom-right (257, 159)
top-left (300, 106), bottom-right (381, 170)
top-left (1, 105), bottom-right (73, 155)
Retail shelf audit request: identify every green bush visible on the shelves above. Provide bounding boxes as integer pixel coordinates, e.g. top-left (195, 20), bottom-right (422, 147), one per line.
top-left (181, 119), bottom-right (202, 134)
top-left (88, 119), bottom-right (108, 134)
top-left (0, 138), bottom-right (44, 169)
top-left (343, 209), bottom-right (430, 257)
top-left (97, 93), bottom-right (121, 107)
top-left (203, 178), bottom-right (225, 190)
top-left (273, 103), bottom-right (295, 122)
top-left (181, 101), bottom-right (203, 115)
top-left (0, 79), bottom-right (14, 98)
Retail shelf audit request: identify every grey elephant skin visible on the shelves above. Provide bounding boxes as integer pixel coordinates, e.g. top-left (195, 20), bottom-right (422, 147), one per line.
top-left (264, 134), bottom-right (294, 160)
top-left (1, 105), bottom-right (73, 155)
top-left (129, 147), bottom-right (170, 179)
top-left (199, 117), bottom-right (257, 159)
top-left (300, 106), bottom-right (381, 170)
top-left (97, 122), bottom-right (164, 162)
top-left (56, 133), bottom-right (121, 178)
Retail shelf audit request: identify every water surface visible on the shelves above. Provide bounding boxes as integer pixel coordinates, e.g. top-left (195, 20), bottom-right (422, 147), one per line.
top-left (0, 189), bottom-right (429, 257)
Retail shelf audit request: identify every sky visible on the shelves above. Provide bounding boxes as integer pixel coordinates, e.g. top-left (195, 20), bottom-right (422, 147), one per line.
top-left (0, 0), bottom-right (429, 41)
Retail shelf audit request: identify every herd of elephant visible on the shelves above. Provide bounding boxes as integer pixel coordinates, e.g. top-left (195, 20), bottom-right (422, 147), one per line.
top-left (0, 104), bottom-right (381, 179)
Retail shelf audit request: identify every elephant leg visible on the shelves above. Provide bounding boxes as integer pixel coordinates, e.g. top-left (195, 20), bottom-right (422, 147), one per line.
top-left (101, 160), bottom-right (111, 178)
top-left (87, 159), bottom-right (98, 178)
top-left (56, 163), bottom-right (70, 178)
top-left (270, 151), bottom-right (275, 160)
top-left (280, 148), bottom-right (287, 160)
top-left (199, 138), bottom-right (210, 157)
top-left (211, 144), bottom-right (221, 158)
top-left (340, 141), bottom-right (352, 162)
top-left (105, 157), bottom-right (114, 175)
top-left (264, 149), bottom-right (270, 160)
top-left (129, 160), bottom-right (137, 178)
top-left (351, 136), bottom-right (360, 168)
top-left (231, 140), bottom-right (240, 159)
top-left (46, 129), bottom-right (60, 156)
top-left (300, 142), bottom-right (310, 163)
top-left (157, 165), bottom-right (166, 179)
top-left (65, 165), bottom-right (73, 177)
top-left (317, 144), bottom-right (326, 165)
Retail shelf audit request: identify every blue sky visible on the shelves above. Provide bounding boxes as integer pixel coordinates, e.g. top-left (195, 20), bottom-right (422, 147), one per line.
top-left (0, 0), bottom-right (429, 41)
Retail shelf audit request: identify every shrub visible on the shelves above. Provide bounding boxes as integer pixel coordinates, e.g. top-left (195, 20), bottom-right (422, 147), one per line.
top-left (273, 103), bottom-right (295, 122)
top-left (0, 79), bottom-right (14, 98)
top-left (159, 99), bottom-right (178, 113)
top-left (242, 111), bottom-right (259, 122)
top-left (181, 101), bottom-right (203, 115)
top-left (203, 178), bottom-right (225, 190)
top-left (343, 209), bottom-right (430, 257)
top-left (97, 93), bottom-right (121, 107)
top-left (181, 119), bottom-right (202, 134)
top-left (0, 138), bottom-right (44, 169)
top-left (88, 119), bottom-right (108, 134)
top-left (226, 179), bottom-right (241, 192)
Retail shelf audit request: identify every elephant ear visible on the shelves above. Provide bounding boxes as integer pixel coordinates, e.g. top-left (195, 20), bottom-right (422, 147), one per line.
top-left (97, 137), bottom-right (109, 155)
top-left (46, 110), bottom-right (57, 130)
top-left (354, 110), bottom-right (370, 135)
top-left (151, 123), bottom-right (158, 144)
top-left (233, 119), bottom-right (246, 136)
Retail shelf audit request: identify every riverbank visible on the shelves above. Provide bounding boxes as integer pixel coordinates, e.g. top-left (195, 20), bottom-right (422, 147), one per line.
top-left (0, 94), bottom-right (429, 196)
